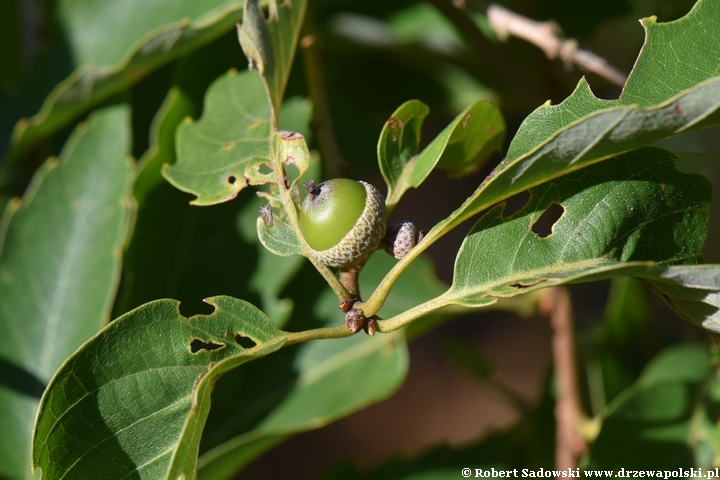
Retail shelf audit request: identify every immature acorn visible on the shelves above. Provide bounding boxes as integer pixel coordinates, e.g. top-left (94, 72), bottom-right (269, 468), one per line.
top-left (299, 179), bottom-right (387, 268)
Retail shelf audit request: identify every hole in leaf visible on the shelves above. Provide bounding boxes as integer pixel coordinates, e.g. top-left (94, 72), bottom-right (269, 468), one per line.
top-left (502, 190), bottom-right (531, 218)
top-left (531, 203), bottom-right (564, 238)
top-left (235, 334), bottom-right (257, 349)
top-left (284, 162), bottom-right (300, 183)
top-left (227, 175), bottom-right (237, 185)
top-left (179, 299), bottom-right (214, 317)
top-left (258, 163), bottom-right (272, 175)
top-left (190, 339), bottom-right (224, 354)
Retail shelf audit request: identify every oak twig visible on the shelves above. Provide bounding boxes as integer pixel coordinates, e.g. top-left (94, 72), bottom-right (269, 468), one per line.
top-left (541, 287), bottom-right (587, 472)
top-left (484, 4), bottom-right (627, 87)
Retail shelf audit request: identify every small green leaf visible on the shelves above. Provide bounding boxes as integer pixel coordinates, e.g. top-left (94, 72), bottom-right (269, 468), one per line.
top-left (9, 2), bottom-right (246, 162)
top-left (239, 0), bottom-right (307, 124)
top-left (255, 130), bottom-right (312, 257)
top-left (432, 101), bottom-right (505, 176)
top-left (237, 193), bottom-right (309, 328)
top-left (33, 296), bottom-right (286, 479)
top-left (445, 147), bottom-right (710, 308)
top-left (252, 97), bottom-right (316, 260)
top-left (164, 69), bottom-right (273, 205)
top-left (0, 105), bottom-right (134, 479)
top-left (378, 99), bottom-right (429, 205)
top-left (382, 100), bottom-right (505, 209)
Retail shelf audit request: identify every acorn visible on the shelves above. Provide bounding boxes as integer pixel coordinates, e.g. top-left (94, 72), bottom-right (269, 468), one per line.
top-left (298, 179), bottom-right (387, 268)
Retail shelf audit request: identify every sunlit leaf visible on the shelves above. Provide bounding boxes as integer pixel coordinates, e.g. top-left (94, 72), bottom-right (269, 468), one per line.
top-left (421, 1), bottom-right (720, 247)
top-left (33, 297), bottom-right (286, 479)
top-left (443, 148), bottom-right (710, 311)
top-left (509, 0), bottom-right (720, 161)
top-left (381, 100), bottom-right (504, 209)
top-left (378, 99), bottom-right (429, 205)
top-left (238, 0), bottom-right (307, 123)
top-left (163, 70), bottom-right (272, 205)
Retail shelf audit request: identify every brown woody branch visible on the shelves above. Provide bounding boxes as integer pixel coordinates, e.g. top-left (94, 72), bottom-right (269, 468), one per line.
top-left (540, 287), bottom-right (587, 472)
top-left (485, 4), bottom-right (627, 87)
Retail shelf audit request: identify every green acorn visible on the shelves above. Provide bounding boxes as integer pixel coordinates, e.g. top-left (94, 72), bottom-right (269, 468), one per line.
top-left (299, 179), bottom-right (387, 268)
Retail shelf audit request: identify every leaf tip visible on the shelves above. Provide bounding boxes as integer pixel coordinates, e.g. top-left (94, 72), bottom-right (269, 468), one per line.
top-left (202, 297), bottom-right (219, 313)
top-left (641, 14), bottom-right (659, 28)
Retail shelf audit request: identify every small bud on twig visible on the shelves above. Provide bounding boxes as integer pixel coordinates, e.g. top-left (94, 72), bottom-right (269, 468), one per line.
top-left (383, 221), bottom-right (424, 260)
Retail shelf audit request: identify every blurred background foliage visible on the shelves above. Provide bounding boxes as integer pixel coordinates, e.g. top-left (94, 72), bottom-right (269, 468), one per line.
top-left (1, 0), bottom-right (719, 478)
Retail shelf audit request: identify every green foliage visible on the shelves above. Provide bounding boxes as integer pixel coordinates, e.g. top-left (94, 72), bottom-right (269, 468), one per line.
top-left (448, 147), bottom-right (709, 305)
top-left (238, 0), bottom-right (307, 122)
top-left (584, 345), bottom-right (712, 468)
top-left (508, 0), bottom-right (720, 161)
top-left (379, 99), bottom-right (506, 210)
top-left (0, 0), bottom-right (719, 478)
top-left (0, 106), bottom-right (134, 479)
top-left (164, 70), bottom-right (273, 205)
top-left (6, 0), bottom-right (247, 163)
top-left (33, 297), bottom-right (287, 478)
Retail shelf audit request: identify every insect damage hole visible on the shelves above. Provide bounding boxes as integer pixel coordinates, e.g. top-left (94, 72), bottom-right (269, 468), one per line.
top-left (531, 203), bottom-right (564, 238)
top-left (235, 334), bottom-right (257, 349)
top-left (190, 339), bottom-right (224, 354)
top-left (227, 175), bottom-right (237, 185)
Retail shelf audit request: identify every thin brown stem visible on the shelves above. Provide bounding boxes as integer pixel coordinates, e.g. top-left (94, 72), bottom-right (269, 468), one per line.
top-left (339, 264), bottom-right (361, 299)
top-left (541, 287), bottom-right (587, 473)
top-left (300, 13), bottom-right (349, 179)
top-left (484, 4), bottom-right (627, 87)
